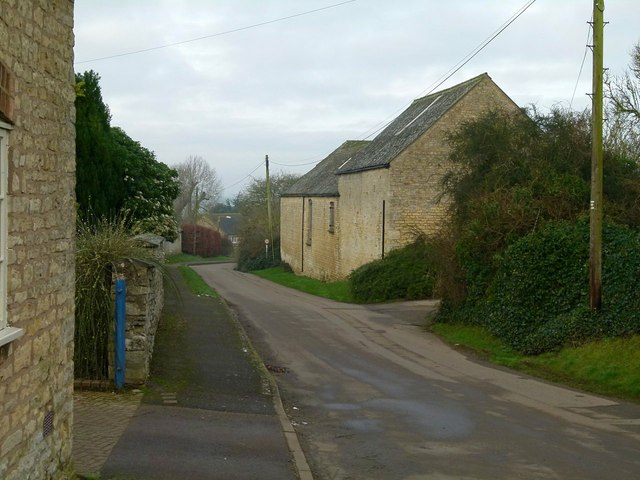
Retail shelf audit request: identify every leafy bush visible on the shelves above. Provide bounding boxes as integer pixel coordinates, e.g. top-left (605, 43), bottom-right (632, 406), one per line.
top-left (349, 236), bottom-right (436, 303)
top-left (76, 72), bottom-right (180, 240)
top-left (236, 238), bottom-right (281, 272)
top-left (181, 224), bottom-right (221, 257)
top-left (436, 108), bottom-right (640, 354)
top-left (479, 221), bottom-right (640, 354)
top-left (234, 173), bottom-right (300, 272)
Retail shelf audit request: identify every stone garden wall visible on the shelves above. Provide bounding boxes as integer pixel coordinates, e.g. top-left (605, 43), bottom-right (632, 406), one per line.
top-left (109, 260), bottom-right (164, 385)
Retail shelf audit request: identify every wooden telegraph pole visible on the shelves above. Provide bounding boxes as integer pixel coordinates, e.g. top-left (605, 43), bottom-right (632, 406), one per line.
top-left (192, 186), bottom-right (198, 255)
top-left (265, 155), bottom-right (275, 261)
top-left (589, 0), bottom-right (604, 310)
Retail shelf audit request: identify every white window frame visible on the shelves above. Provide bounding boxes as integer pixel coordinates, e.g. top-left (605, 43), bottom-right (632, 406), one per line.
top-left (0, 123), bottom-right (23, 347)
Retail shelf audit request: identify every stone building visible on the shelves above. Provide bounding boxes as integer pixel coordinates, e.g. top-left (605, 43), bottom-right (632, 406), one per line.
top-left (281, 140), bottom-right (368, 280)
top-left (0, 1), bottom-right (76, 478)
top-left (281, 73), bottom-right (521, 281)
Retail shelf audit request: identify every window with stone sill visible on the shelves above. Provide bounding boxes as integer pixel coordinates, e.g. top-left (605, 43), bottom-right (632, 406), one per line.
top-left (0, 125), bottom-right (23, 347)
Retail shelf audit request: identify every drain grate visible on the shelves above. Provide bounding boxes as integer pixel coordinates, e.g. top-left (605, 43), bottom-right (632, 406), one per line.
top-left (43, 410), bottom-right (54, 438)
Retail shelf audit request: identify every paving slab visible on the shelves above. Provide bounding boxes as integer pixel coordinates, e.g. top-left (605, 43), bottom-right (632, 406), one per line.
top-left (73, 390), bottom-right (142, 477)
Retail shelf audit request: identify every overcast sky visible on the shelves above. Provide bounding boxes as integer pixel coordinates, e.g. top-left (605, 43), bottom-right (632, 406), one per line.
top-left (74, 0), bottom-right (639, 200)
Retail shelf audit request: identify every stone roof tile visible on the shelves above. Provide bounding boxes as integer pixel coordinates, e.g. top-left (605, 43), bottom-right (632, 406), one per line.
top-left (282, 140), bottom-right (370, 197)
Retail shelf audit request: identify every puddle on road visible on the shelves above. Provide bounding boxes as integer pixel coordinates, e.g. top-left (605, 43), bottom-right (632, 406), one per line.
top-left (342, 418), bottom-right (383, 432)
top-left (367, 398), bottom-right (473, 439)
top-left (323, 403), bottom-right (362, 411)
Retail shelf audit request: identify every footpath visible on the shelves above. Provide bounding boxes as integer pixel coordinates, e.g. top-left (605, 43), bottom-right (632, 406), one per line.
top-left (73, 265), bottom-right (301, 480)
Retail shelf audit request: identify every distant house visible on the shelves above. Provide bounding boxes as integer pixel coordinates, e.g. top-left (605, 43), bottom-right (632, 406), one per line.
top-left (281, 73), bottom-right (521, 281)
top-left (214, 214), bottom-right (242, 247)
top-left (0, 1), bottom-right (76, 479)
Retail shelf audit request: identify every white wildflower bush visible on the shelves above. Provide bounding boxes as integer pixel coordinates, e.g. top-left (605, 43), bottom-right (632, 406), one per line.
top-left (114, 127), bottom-right (180, 241)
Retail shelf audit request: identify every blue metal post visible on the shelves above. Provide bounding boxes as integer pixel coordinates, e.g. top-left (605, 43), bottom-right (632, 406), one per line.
top-left (114, 278), bottom-right (126, 390)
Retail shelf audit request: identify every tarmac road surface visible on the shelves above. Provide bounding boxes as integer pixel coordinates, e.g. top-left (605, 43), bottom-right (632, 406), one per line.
top-left (195, 263), bottom-right (640, 480)
top-left (99, 266), bottom-right (297, 480)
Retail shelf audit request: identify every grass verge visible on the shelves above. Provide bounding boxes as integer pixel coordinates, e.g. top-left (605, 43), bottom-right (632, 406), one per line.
top-left (178, 266), bottom-right (218, 298)
top-left (166, 253), bottom-right (230, 264)
top-left (252, 266), bottom-right (355, 303)
top-left (432, 323), bottom-right (640, 402)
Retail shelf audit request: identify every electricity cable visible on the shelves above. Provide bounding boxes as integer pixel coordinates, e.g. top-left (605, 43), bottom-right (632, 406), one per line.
top-left (570, 18), bottom-right (593, 109)
top-left (75, 0), bottom-right (356, 65)
top-left (220, 160), bottom-right (265, 192)
top-left (269, 157), bottom-right (328, 167)
top-left (269, 0), bottom-right (537, 171)
top-left (359, 0), bottom-right (537, 141)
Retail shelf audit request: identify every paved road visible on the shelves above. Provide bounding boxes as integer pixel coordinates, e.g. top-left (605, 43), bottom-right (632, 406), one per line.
top-left (195, 263), bottom-right (640, 480)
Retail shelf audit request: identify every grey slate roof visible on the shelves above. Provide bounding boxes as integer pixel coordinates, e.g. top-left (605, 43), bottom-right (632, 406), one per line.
top-left (217, 214), bottom-right (241, 236)
top-left (337, 73), bottom-right (489, 175)
top-left (282, 140), bottom-right (370, 197)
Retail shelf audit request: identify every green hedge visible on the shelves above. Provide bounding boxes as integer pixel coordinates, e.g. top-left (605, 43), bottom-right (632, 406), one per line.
top-left (236, 238), bottom-right (281, 272)
top-left (349, 236), bottom-right (436, 303)
top-left (480, 221), bottom-right (640, 353)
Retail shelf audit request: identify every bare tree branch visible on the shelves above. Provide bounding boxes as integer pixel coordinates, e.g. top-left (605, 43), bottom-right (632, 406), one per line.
top-left (604, 42), bottom-right (640, 160)
top-left (174, 155), bottom-right (222, 224)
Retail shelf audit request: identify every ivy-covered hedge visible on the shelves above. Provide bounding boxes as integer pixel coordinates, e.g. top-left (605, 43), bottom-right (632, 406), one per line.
top-left (478, 221), bottom-right (640, 354)
top-left (349, 236), bottom-right (436, 303)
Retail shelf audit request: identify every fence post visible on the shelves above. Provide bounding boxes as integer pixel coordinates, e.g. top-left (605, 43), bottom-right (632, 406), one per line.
top-left (115, 277), bottom-right (126, 390)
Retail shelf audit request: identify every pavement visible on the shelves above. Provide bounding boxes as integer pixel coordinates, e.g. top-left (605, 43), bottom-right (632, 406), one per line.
top-left (73, 265), bottom-right (308, 479)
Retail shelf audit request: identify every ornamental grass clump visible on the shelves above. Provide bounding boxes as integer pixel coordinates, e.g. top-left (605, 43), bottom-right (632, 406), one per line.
top-left (74, 217), bottom-right (160, 379)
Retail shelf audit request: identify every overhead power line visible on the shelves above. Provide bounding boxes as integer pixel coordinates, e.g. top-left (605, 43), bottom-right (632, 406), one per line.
top-left (359, 0), bottom-right (537, 141)
top-left (247, 0), bottom-right (537, 175)
top-left (220, 161), bottom-right (265, 193)
top-left (570, 17), bottom-right (594, 109)
top-left (75, 0), bottom-right (356, 65)
top-left (270, 157), bottom-right (327, 167)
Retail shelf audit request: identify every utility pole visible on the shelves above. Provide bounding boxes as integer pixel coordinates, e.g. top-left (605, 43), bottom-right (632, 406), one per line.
top-left (193, 186), bottom-right (198, 255)
top-left (589, 0), bottom-right (604, 310)
top-left (265, 155), bottom-right (275, 261)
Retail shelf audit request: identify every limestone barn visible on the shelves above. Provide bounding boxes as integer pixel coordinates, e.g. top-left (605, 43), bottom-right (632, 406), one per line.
top-left (0, 1), bottom-right (76, 479)
top-left (281, 73), bottom-right (521, 281)
top-left (281, 140), bottom-right (369, 281)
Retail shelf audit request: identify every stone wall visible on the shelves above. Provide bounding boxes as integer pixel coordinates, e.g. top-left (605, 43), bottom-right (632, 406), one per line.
top-left (337, 168), bottom-right (390, 278)
top-left (280, 196), bottom-right (303, 274)
top-left (281, 196), bottom-right (344, 281)
top-left (162, 231), bottom-right (182, 255)
top-left (303, 196), bottom-right (341, 281)
top-left (387, 77), bottom-right (521, 248)
top-left (0, 1), bottom-right (76, 479)
top-left (109, 261), bottom-right (164, 384)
